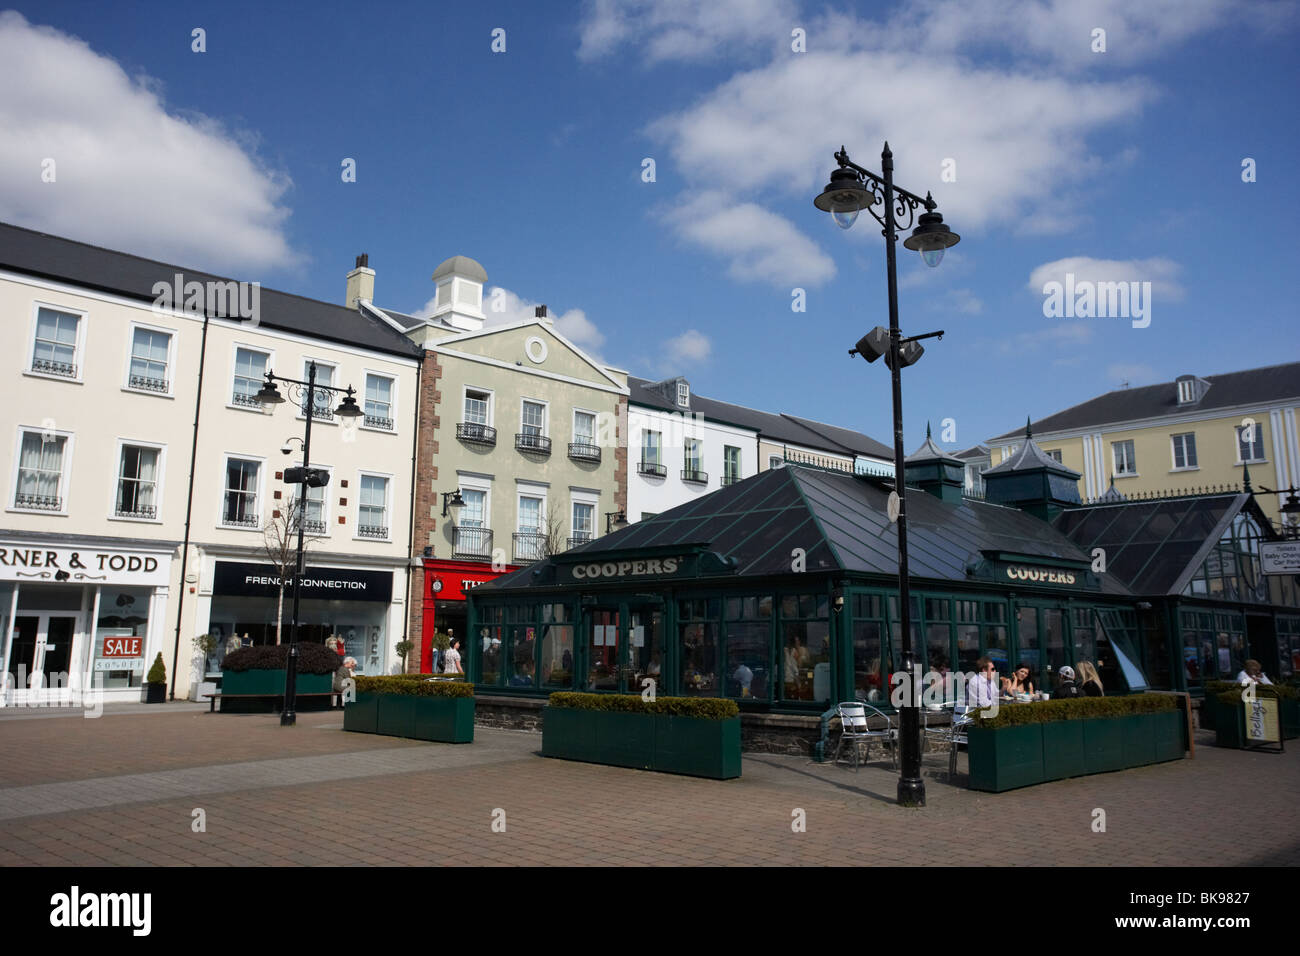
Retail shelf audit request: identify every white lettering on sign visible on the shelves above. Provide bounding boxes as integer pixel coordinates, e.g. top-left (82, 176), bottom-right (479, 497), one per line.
top-left (102, 637), bottom-right (143, 658)
top-left (461, 580), bottom-right (486, 591)
top-left (242, 575), bottom-right (366, 590)
top-left (572, 557), bottom-right (681, 580)
top-left (1004, 566), bottom-right (1077, 585)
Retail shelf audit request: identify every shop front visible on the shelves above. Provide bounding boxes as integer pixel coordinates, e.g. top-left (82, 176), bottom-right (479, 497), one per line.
top-left (466, 465), bottom-right (1148, 713)
top-left (419, 557), bottom-right (519, 673)
top-left (202, 559), bottom-right (397, 678)
top-left (0, 538), bottom-right (175, 705)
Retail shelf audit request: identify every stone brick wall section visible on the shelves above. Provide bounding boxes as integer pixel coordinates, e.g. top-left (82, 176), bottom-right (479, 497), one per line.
top-left (614, 395), bottom-right (628, 516)
top-left (407, 349), bottom-right (443, 673)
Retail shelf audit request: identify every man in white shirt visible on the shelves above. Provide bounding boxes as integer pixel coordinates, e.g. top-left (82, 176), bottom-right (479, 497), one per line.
top-left (966, 657), bottom-right (999, 708)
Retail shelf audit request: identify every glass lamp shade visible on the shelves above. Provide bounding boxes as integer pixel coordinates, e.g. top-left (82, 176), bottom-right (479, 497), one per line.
top-left (904, 211), bottom-right (959, 267)
top-left (815, 168), bottom-right (873, 229)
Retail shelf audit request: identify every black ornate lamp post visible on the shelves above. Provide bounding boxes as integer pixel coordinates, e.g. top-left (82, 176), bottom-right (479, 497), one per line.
top-left (256, 362), bottom-right (363, 726)
top-left (815, 143), bottom-right (959, 807)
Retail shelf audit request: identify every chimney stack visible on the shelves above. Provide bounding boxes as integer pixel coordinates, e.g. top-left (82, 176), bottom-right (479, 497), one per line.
top-left (345, 253), bottom-right (375, 309)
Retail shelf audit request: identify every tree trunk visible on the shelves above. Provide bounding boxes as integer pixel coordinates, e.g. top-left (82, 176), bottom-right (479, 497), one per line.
top-left (275, 585), bottom-right (284, 645)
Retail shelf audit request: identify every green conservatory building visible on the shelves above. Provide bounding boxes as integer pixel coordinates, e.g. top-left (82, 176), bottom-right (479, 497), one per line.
top-left (465, 435), bottom-right (1166, 716)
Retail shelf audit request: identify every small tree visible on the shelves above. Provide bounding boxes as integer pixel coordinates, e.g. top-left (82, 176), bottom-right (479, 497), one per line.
top-left (261, 507), bottom-right (319, 645)
top-left (146, 653), bottom-right (166, 686)
top-left (395, 639), bottom-right (415, 673)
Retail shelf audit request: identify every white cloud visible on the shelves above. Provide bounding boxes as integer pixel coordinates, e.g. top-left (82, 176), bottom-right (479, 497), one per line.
top-left (659, 190), bottom-right (834, 286)
top-left (1027, 256), bottom-right (1184, 300)
top-left (0, 12), bottom-right (299, 274)
top-left (664, 328), bottom-right (712, 365)
top-left (948, 288), bottom-right (984, 315)
top-left (577, 0), bottom-right (798, 63)
top-left (415, 285), bottom-right (607, 357)
top-left (998, 321), bottom-right (1096, 354)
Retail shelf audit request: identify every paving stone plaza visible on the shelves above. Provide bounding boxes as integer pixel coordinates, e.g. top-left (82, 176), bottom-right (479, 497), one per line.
top-left (0, 703), bottom-right (1295, 868)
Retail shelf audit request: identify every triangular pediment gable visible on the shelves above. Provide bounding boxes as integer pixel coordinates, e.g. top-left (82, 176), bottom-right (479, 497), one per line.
top-left (429, 320), bottom-right (625, 390)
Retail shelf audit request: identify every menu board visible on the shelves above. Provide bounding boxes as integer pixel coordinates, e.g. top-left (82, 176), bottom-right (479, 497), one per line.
top-left (1244, 697), bottom-right (1282, 750)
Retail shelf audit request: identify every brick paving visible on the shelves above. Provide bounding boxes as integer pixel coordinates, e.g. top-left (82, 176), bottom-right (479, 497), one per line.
top-left (0, 704), bottom-right (1296, 866)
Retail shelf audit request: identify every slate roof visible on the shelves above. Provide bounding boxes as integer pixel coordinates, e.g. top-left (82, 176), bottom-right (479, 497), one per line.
top-left (984, 435), bottom-right (1081, 478)
top-left (0, 221), bottom-right (424, 359)
top-left (481, 464), bottom-right (1128, 594)
top-left (1054, 493), bottom-right (1261, 596)
top-left (991, 362), bottom-right (1300, 441)
top-left (627, 376), bottom-right (892, 460)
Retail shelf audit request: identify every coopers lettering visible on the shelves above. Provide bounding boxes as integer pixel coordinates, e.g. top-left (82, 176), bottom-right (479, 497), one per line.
top-left (572, 557), bottom-right (681, 579)
top-left (1004, 565), bottom-right (1076, 585)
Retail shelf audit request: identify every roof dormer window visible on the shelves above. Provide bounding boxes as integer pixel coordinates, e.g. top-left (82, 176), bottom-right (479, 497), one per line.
top-left (1177, 378), bottom-right (1194, 404)
top-left (677, 382), bottom-right (690, 408)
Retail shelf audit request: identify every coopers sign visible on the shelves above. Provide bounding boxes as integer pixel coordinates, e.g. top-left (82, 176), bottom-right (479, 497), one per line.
top-left (1004, 565), bottom-right (1078, 586)
top-left (568, 557), bottom-right (683, 581)
top-left (213, 561), bottom-right (392, 602)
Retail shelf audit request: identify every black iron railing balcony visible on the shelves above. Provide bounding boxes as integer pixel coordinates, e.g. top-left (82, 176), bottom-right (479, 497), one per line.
top-left (721, 473), bottom-right (741, 486)
top-left (453, 526), bottom-right (494, 560)
top-left (31, 358), bottom-right (76, 378)
top-left (456, 422), bottom-right (497, 447)
top-left (566, 534), bottom-right (594, 551)
top-left (357, 524), bottom-right (389, 539)
top-left (15, 493), bottom-right (61, 511)
top-left (298, 518), bottom-right (327, 535)
top-left (222, 512), bottom-right (260, 528)
top-left (115, 504), bottom-right (157, 519)
top-left (515, 433), bottom-right (552, 454)
top-left (638, 460), bottom-right (667, 477)
top-left (681, 469), bottom-right (708, 484)
top-left (364, 414), bottom-right (394, 431)
top-left (568, 440), bottom-right (601, 463)
top-left (128, 374), bottom-right (168, 392)
top-left (231, 392), bottom-right (263, 408)
top-left (513, 532), bottom-right (548, 563)
top-left (302, 402), bottom-right (334, 421)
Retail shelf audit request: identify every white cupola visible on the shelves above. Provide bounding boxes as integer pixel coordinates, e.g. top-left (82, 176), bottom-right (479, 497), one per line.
top-left (429, 255), bottom-right (488, 331)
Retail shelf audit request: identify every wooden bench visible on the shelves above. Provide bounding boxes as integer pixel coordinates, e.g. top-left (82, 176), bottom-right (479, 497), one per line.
top-left (203, 691), bottom-right (341, 714)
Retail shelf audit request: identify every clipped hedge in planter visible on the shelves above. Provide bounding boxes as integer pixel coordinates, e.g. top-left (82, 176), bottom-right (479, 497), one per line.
top-left (543, 692), bottom-right (740, 779)
top-left (967, 694), bottom-right (1184, 792)
top-left (221, 642), bottom-right (343, 674)
top-left (344, 675), bottom-right (474, 742)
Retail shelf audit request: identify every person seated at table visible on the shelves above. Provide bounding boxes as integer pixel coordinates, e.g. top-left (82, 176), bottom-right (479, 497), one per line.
top-left (1236, 659), bottom-right (1273, 685)
top-left (965, 657), bottom-right (999, 708)
top-left (509, 660), bottom-right (535, 687)
top-left (1001, 662), bottom-right (1035, 697)
top-left (1077, 660), bottom-right (1104, 696)
top-left (733, 662), bottom-right (754, 697)
top-left (1053, 665), bottom-right (1083, 699)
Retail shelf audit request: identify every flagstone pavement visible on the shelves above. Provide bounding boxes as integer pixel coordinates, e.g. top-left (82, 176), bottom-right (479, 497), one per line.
top-left (0, 703), bottom-right (1295, 866)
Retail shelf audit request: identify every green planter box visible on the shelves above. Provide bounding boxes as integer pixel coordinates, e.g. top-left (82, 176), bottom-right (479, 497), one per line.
top-left (1215, 705), bottom-right (1246, 748)
top-left (342, 691), bottom-right (379, 733)
top-left (1040, 720), bottom-right (1086, 782)
top-left (1151, 710), bottom-right (1185, 763)
top-left (1083, 717), bottom-right (1127, 774)
top-left (967, 724), bottom-right (1044, 792)
top-left (542, 707), bottom-right (740, 779)
top-left (1198, 693), bottom-right (1220, 731)
top-left (1281, 698), bottom-right (1299, 740)
top-left (347, 692), bottom-right (474, 743)
top-left (220, 668), bottom-right (332, 708)
top-left (1121, 713), bottom-right (1157, 768)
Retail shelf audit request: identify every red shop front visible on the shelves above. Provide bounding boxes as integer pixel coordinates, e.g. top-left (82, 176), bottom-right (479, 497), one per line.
top-left (420, 558), bottom-right (519, 672)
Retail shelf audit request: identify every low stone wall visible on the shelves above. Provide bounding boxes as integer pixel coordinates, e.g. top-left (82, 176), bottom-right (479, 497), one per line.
top-left (475, 694), bottom-right (546, 733)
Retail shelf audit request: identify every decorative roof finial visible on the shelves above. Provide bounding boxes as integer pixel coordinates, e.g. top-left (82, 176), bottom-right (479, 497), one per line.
top-left (1242, 463), bottom-right (1253, 493)
top-left (1025, 416), bottom-right (1033, 440)
top-left (926, 421), bottom-right (932, 439)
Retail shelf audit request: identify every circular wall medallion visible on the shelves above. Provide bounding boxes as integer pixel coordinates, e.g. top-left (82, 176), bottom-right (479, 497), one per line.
top-left (524, 336), bottom-right (548, 363)
top-left (432, 578), bottom-right (443, 593)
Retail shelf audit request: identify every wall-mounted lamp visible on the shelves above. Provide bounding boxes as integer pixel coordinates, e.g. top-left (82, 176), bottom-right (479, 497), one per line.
top-left (832, 588), bottom-right (845, 611)
top-left (441, 489), bottom-right (465, 518)
top-left (605, 510), bottom-right (628, 534)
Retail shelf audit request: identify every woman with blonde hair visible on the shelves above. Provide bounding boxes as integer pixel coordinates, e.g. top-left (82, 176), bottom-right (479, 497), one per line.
top-left (1077, 660), bottom-right (1104, 696)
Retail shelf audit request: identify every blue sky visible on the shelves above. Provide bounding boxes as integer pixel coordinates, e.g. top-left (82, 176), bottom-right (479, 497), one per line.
top-left (3, 1), bottom-right (1297, 453)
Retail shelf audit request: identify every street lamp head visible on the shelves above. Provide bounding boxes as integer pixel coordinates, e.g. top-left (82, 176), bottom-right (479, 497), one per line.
top-left (814, 167), bottom-right (873, 230)
top-left (849, 327), bottom-right (891, 364)
top-left (334, 387), bottom-right (363, 418)
top-left (903, 211), bottom-right (960, 267)
top-left (255, 374), bottom-right (285, 407)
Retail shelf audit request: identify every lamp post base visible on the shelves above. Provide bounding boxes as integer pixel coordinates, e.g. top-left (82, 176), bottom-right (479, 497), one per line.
top-left (897, 776), bottom-right (926, 807)
top-left (279, 711), bottom-right (296, 727)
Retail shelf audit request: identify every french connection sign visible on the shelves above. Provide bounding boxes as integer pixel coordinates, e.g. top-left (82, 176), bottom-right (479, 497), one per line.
top-left (213, 561), bottom-right (393, 602)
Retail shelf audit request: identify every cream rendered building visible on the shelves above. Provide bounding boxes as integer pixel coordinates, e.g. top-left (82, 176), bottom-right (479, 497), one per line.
top-left (987, 364), bottom-right (1300, 529)
top-left (0, 224), bottom-right (421, 705)
top-left (356, 256), bottom-right (628, 672)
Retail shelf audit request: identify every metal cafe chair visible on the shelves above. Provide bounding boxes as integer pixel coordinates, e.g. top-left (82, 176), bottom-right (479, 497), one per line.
top-left (833, 701), bottom-right (896, 771)
top-left (925, 705), bottom-right (978, 779)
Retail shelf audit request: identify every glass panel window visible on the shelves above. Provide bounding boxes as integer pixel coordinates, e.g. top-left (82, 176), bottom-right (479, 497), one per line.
top-left (588, 608), bottom-right (619, 691)
top-left (464, 389), bottom-right (490, 424)
top-left (93, 586), bottom-right (151, 689)
top-left (292, 477), bottom-right (327, 533)
top-left (364, 374), bottom-right (394, 429)
top-left (574, 411), bottom-right (595, 442)
top-left (572, 502), bottom-right (593, 542)
top-left (725, 596), bottom-right (772, 701)
top-left (782, 615), bottom-right (830, 704)
top-left (16, 432), bottom-right (66, 510)
top-left (1235, 424), bottom-right (1264, 462)
top-left (677, 382), bottom-right (689, 407)
top-left (358, 475), bottom-right (388, 537)
top-left (1043, 449), bottom-right (1063, 463)
top-left (1043, 609), bottom-right (1066, 684)
top-left (518, 496), bottom-right (542, 532)
top-left (541, 604), bottom-right (574, 688)
top-left (642, 430), bottom-right (661, 464)
top-left (628, 610), bottom-right (663, 693)
top-left (1015, 607), bottom-right (1040, 685)
top-left (32, 307), bottom-right (80, 376)
top-left (232, 348), bottom-right (268, 407)
top-left (521, 401), bottom-right (546, 436)
top-left (460, 489), bottom-right (485, 527)
top-left (129, 328), bottom-right (171, 391)
top-left (684, 439), bottom-right (702, 471)
top-left (680, 599), bottom-right (721, 696)
top-left (1171, 432), bottom-right (1197, 469)
top-left (1112, 440), bottom-right (1136, 475)
top-left (769, 455), bottom-right (784, 469)
top-left (724, 446), bottom-right (741, 484)
top-left (223, 458), bottom-right (260, 526)
top-left (116, 445), bottom-right (159, 519)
